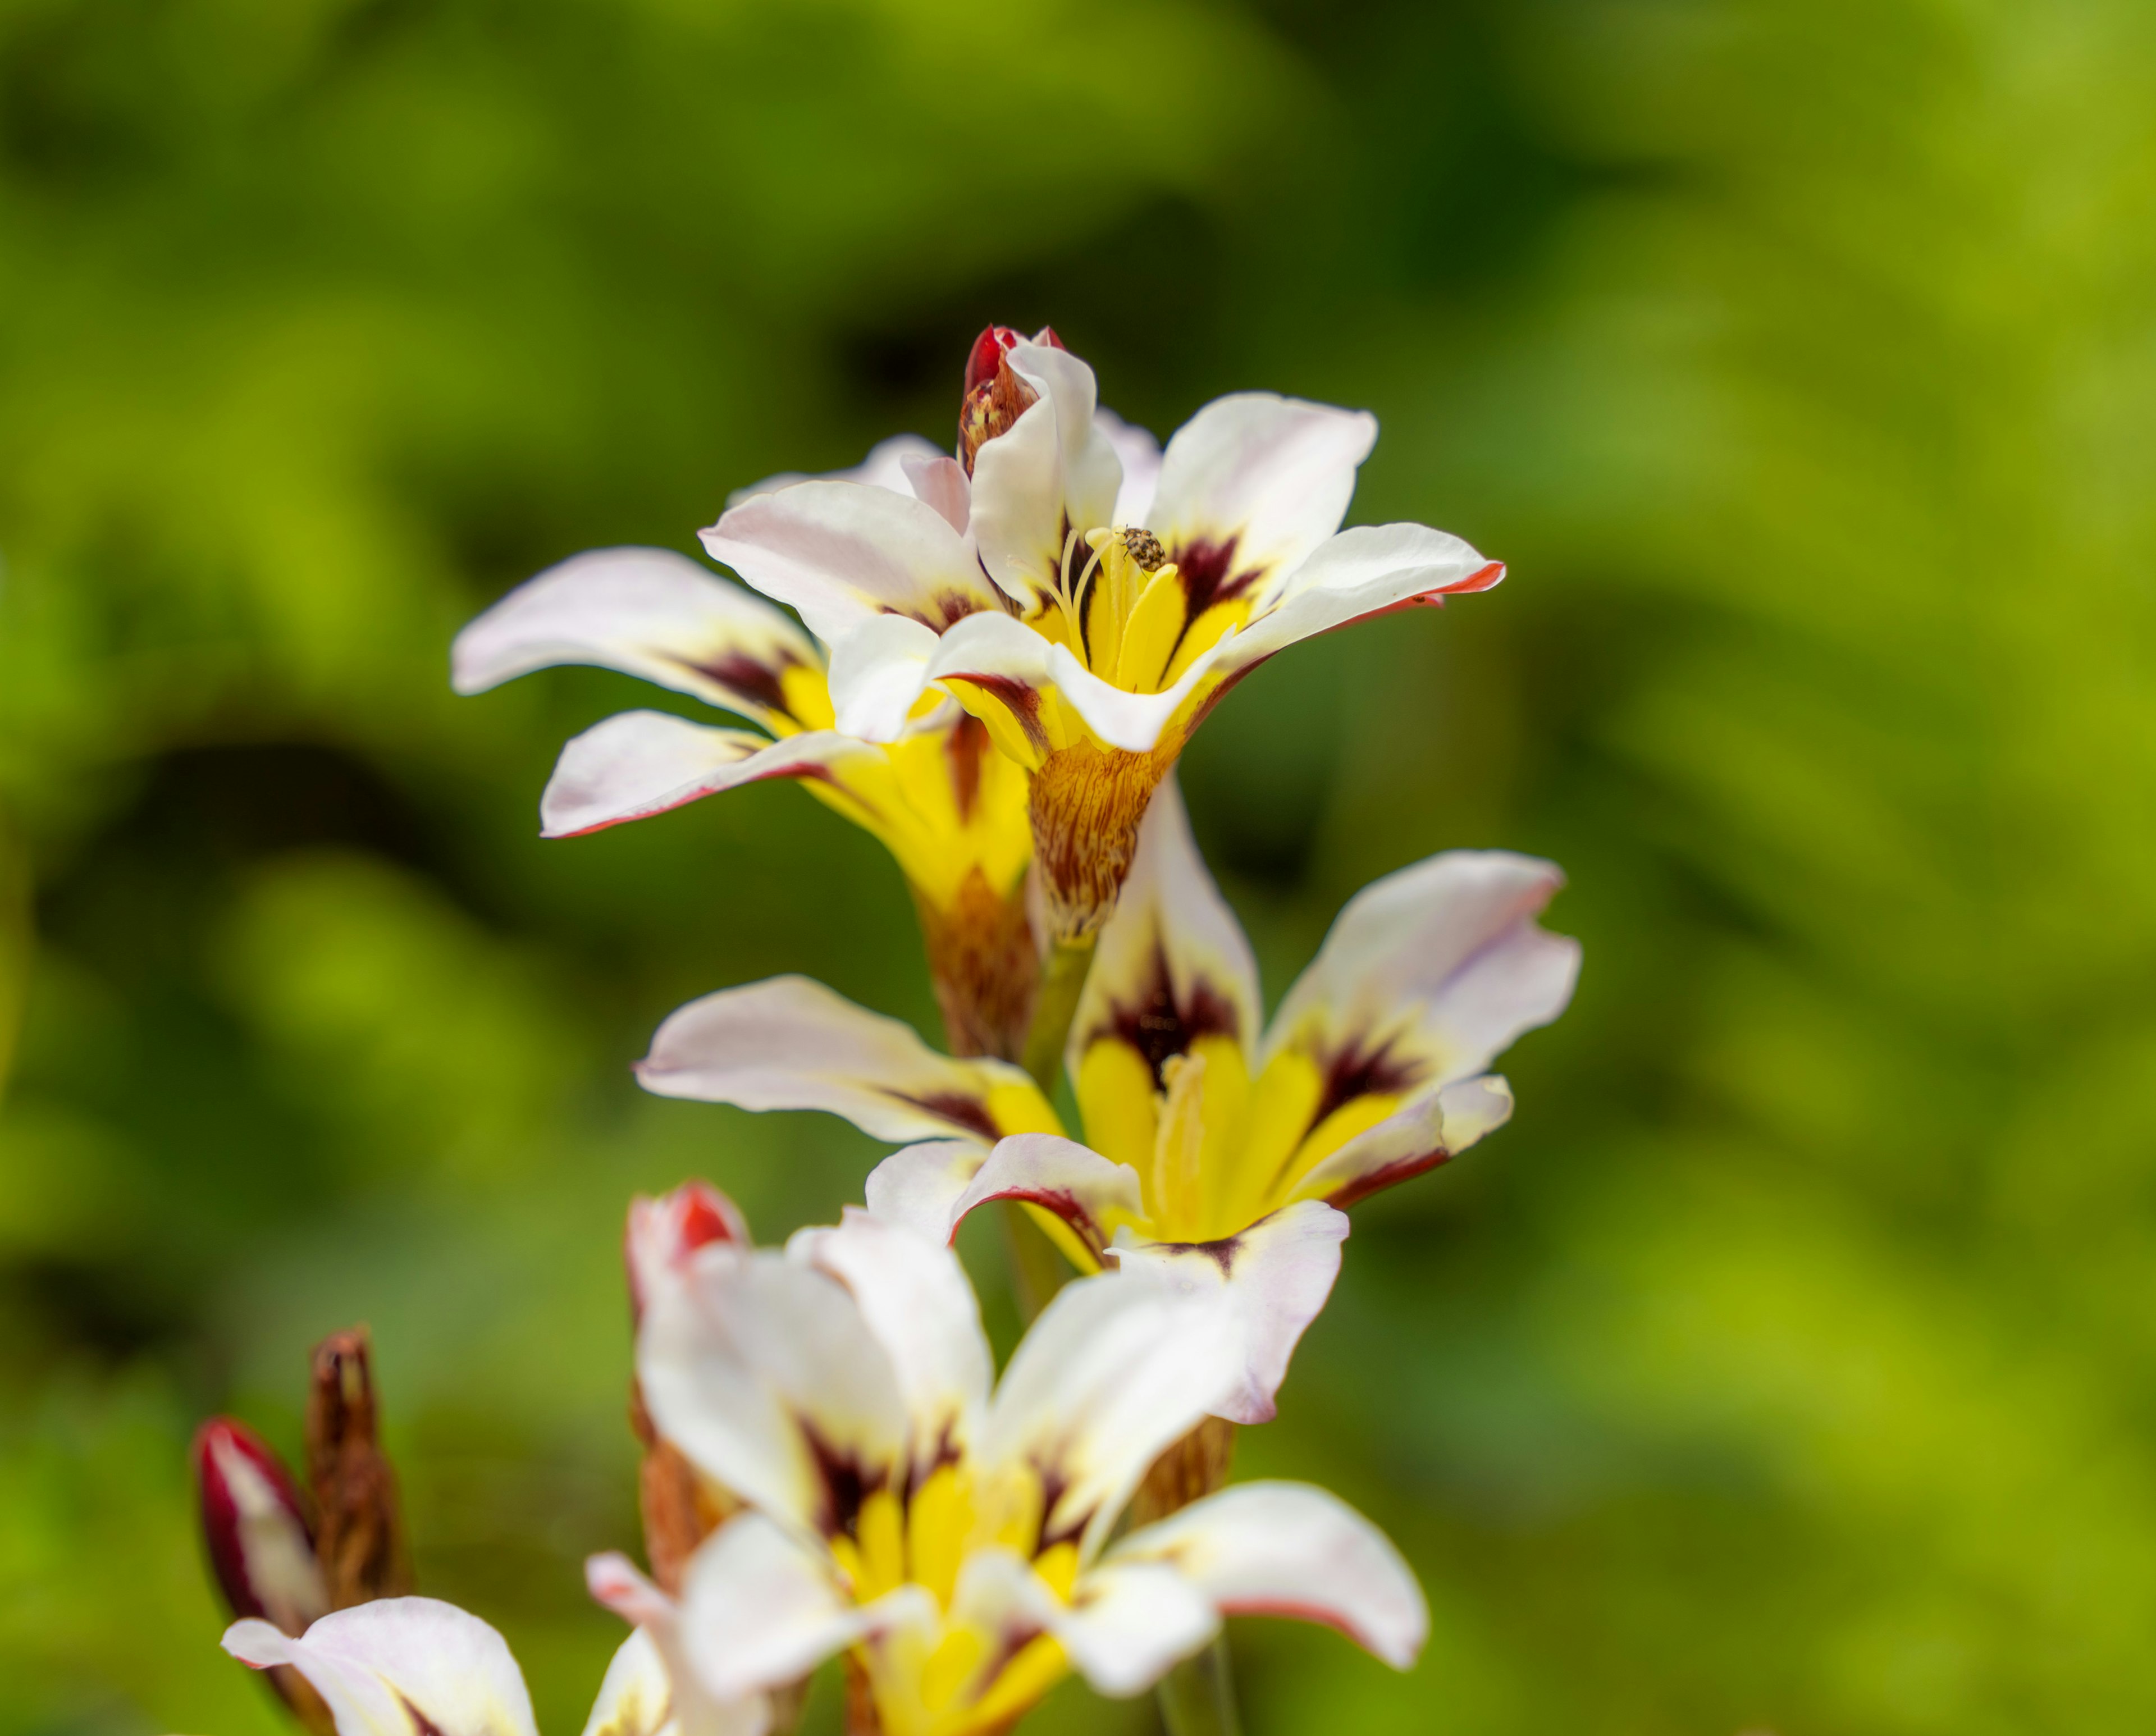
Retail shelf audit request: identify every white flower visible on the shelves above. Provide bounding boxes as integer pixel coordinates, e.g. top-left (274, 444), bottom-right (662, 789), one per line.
top-left (224, 1592), bottom-right (762, 1736)
top-left (636, 780), bottom-right (1578, 1423)
top-left (701, 332), bottom-right (1502, 938)
top-left (598, 1208), bottom-right (1425, 1735)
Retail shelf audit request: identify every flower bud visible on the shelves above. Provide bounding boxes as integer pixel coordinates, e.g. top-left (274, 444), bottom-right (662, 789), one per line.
top-left (194, 1418), bottom-right (337, 1735)
top-left (192, 1418), bottom-right (328, 1634)
top-left (625, 1179), bottom-right (748, 1324)
top-left (305, 1326), bottom-right (413, 1609)
top-left (958, 324), bottom-right (1066, 473)
top-left (624, 1182), bottom-right (749, 1592)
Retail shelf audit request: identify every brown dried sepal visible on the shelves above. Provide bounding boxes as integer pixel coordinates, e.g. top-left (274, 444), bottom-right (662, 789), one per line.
top-left (913, 867), bottom-right (1039, 1062)
top-left (629, 1382), bottom-right (739, 1596)
top-left (1127, 1415), bottom-right (1236, 1531)
top-left (1027, 742), bottom-right (1176, 942)
top-left (958, 362), bottom-right (1038, 473)
top-left (305, 1327), bottom-right (413, 1608)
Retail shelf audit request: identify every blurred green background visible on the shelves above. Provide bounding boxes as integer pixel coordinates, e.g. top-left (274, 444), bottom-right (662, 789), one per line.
top-left (4, 0), bottom-right (2153, 1731)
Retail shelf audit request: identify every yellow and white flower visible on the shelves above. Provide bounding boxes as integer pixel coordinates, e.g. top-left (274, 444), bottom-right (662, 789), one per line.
top-left (636, 781), bottom-right (1578, 1423)
top-left (588, 1205), bottom-right (1424, 1736)
top-left (701, 332), bottom-right (1503, 939)
top-left (451, 440), bottom-right (1034, 1058)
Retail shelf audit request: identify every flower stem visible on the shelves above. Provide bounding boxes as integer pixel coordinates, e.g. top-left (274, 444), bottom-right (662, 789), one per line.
top-left (1020, 936), bottom-right (1095, 1093)
top-left (999, 1202), bottom-right (1071, 1324)
top-left (1157, 1638), bottom-right (1240, 1736)
top-left (999, 936), bottom-right (1098, 1322)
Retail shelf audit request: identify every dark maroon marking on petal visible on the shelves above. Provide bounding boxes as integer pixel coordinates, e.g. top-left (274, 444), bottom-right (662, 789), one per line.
top-left (801, 1420), bottom-right (890, 1542)
top-left (1032, 1462), bottom-right (1096, 1555)
top-left (397, 1696), bottom-right (449, 1736)
top-left (1322, 1146), bottom-right (1450, 1210)
top-left (952, 673), bottom-right (1050, 757)
top-left (689, 650), bottom-right (801, 721)
top-left (907, 1419), bottom-right (965, 1500)
top-left (931, 590), bottom-right (986, 631)
top-left (1170, 535), bottom-right (1254, 617)
top-left (1099, 938), bottom-right (1240, 1087)
top-left (945, 712), bottom-right (989, 825)
top-left (887, 1089), bottom-right (1000, 1141)
top-left (1133, 1233), bottom-right (1241, 1277)
top-left (1310, 1033), bottom-right (1427, 1132)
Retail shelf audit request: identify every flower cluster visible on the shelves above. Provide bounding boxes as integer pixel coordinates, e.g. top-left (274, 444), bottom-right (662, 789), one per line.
top-left (202, 328), bottom-right (1578, 1736)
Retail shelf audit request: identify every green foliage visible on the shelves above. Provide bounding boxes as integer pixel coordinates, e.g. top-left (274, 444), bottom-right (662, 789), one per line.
top-left (3, 0), bottom-right (2152, 1733)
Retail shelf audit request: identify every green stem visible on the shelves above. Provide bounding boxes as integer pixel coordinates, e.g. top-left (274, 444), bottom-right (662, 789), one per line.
top-left (999, 936), bottom-right (1097, 1322)
top-left (998, 1201), bottom-right (1070, 1324)
top-left (1156, 1638), bottom-right (1240, 1736)
top-left (1020, 936), bottom-right (1095, 1093)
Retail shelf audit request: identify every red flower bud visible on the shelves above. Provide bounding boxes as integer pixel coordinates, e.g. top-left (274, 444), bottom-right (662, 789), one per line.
top-left (625, 1179), bottom-right (749, 1322)
top-left (192, 1417), bottom-right (328, 1635)
top-left (958, 324), bottom-right (1067, 473)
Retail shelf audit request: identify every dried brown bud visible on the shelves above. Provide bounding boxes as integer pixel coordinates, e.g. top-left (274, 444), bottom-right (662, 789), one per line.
top-left (957, 324), bottom-right (1066, 474)
top-left (1126, 1415), bottom-right (1237, 1530)
top-left (304, 1327), bottom-right (413, 1609)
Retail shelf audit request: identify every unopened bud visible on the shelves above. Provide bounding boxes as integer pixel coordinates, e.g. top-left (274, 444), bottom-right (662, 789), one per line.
top-left (305, 1327), bottom-right (413, 1609)
top-left (624, 1182), bottom-right (748, 1591)
top-left (625, 1179), bottom-right (749, 1324)
top-left (194, 1418), bottom-right (336, 1735)
top-left (958, 324), bottom-right (1066, 473)
top-left (193, 1418), bottom-right (328, 1634)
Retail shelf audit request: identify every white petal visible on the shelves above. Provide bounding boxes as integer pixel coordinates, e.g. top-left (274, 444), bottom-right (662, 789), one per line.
top-left (636, 976), bottom-right (1028, 1146)
top-left (701, 480), bottom-right (1001, 646)
top-left (787, 1208), bottom-right (992, 1474)
top-left (585, 1557), bottom-right (770, 1736)
top-left (980, 1271), bottom-right (1241, 1562)
top-left (949, 1134), bottom-right (1145, 1263)
top-left (538, 713), bottom-right (880, 839)
top-left (580, 1630), bottom-right (679, 1736)
top-left (1096, 408), bottom-right (1162, 527)
top-left (902, 612), bottom-right (1232, 757)
top-left (1146, 395), bottom-right (1377, 590)
top-left (1288, 1075), bottom-right (1516, 1210)
top-left (1264, 851), bottom-right (1579, 1088)
top-left (637, 1245), bottom-right (907, 1538)
top-left (1069, 775), bottom-right (1260, 1081)
top-left (1106, 1201), bottom-right (1348, 1426)
top-left (451, 549), bottom-right (820, 731)
top-left (898, 451), bottom-right (971, 535)
top-left (970, 342), bottom-right (1122, 605)
top-left (826, 615), bottom-right (942, 741)
top-left (675, 1514), bottom-right (875, 1702)
top-left (862, 1140), bottom-right (992, 1241)
top-left (1219, 522), bottom-right (1505, 676)
top-left (726, 433), bottom-right (948, 508)
top-left (1057, 1560), bottom-right (1219, 1697)
top-left (1041, 635), bottom-right (1235, 755)
top-left (223, 1600), bottom-right (537, 1736)
top-left (1109, 1482), bottom-right (1428, 1669)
